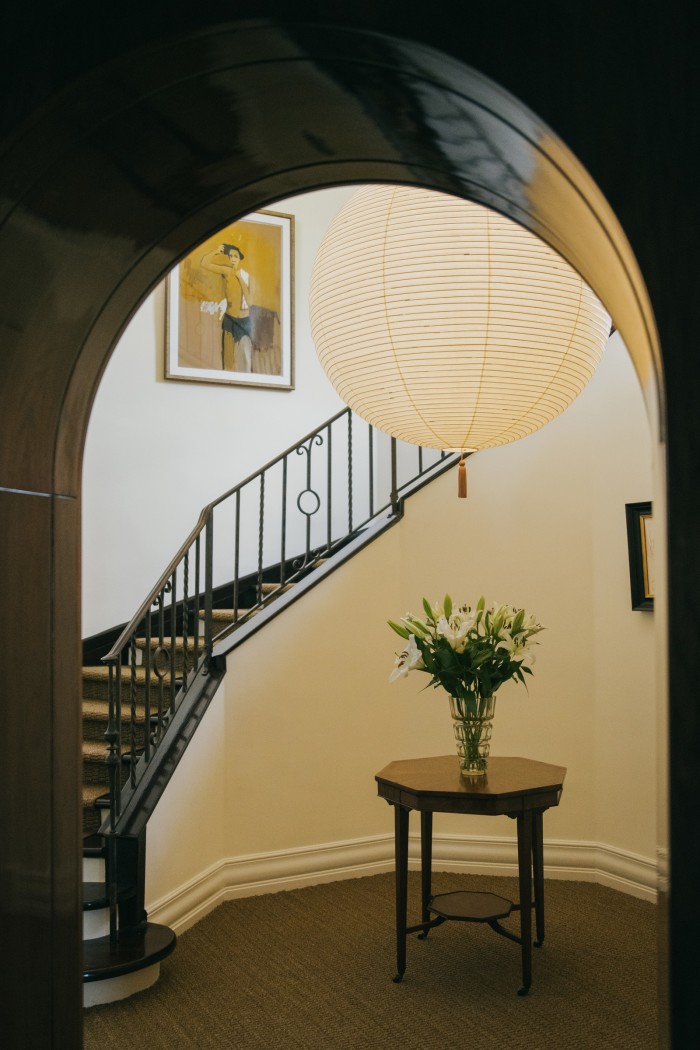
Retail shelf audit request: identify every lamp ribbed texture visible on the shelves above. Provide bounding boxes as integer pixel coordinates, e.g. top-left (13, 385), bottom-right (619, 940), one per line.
top-left (310, 185), bottom-right (611, 452)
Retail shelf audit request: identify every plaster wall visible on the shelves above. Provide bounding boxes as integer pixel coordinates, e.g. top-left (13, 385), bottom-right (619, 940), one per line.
top-left (144, 338), bottom-right (657, 909)
top-left (81, 187), bottom-right (657, 911)
top-left (82, 187), bottom-right (354, 636)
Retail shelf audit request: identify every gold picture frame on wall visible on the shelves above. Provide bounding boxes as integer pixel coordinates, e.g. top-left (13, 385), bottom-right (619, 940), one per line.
top-left (625, 501), bottom-right (654, 611)
top-left (165, 210), bottom-right (294, 390)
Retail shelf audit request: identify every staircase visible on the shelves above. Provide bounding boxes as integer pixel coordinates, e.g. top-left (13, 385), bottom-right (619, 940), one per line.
top-left (80, 408), bottom-right (455, 1005)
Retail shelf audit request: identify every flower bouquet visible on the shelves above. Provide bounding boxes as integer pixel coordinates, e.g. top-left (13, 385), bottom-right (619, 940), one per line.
top-left (389, 595), bottom-right (543, 774)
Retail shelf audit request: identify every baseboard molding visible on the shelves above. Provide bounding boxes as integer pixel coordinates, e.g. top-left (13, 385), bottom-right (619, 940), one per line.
top-left (149, 831), bottom-right (658, 936)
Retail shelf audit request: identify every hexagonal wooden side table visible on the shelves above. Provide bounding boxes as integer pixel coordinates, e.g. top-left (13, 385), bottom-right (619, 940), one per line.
top-left (375, 755), bottom-right (566, 995)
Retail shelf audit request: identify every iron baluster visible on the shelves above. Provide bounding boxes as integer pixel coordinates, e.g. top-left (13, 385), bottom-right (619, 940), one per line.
top-left (169, 570), bottom-right (177, 713)
top-left (257, 471), bottom-right (265, 602)
top-left (280, 455), bottom-right (288, 587)
top-left (233, 491), bottom-right (240, 623)
top-left (327, 421), bottom-right (333, 556)
top-left (418, 446), bottom-right (424, 475)
top-left (294, 434), bottom-right (324, 571)
top-left (348, 410), bottom-right (353, 534)
top-left (144, 612), bottom-right (153, 761)
top-left (391, 437), bottom-right (399, 514)
top-left (204, 513), bottom-right (214, 663)
top-left (103, 658), bottom-right (120, 836)
top-left (182, 552), bottom-right (190, 681)
top-left (194, 535), bottom-right (201, 668)
top-left (155, 588), bottom-right (166, 736)
top-left (129, 636), bottom-right (138, 789)
top-left (368, 423), bottom-right (374, 519)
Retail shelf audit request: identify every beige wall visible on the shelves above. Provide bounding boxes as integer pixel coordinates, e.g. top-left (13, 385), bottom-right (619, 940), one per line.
top-left (145, 337), bottom-right (659, 914)
top-left (82, 187), bottom-right (659, 914)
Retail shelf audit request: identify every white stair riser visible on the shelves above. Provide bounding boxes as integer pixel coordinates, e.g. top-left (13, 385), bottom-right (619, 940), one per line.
top-left (84, 908), bottom-right (110, 940)
top-left (83, 856), bottom-right (105, 881)
top-left (83, 965), bottom-right (160, 1009)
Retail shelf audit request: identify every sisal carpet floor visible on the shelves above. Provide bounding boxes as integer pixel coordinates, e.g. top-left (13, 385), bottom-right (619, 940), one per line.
top-left (83, 872), bottom-right (658, 1050)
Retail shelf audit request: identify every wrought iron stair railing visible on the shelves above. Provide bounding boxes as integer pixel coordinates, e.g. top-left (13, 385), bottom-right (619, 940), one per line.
top-left (96, 406), bottom-right (454, 937)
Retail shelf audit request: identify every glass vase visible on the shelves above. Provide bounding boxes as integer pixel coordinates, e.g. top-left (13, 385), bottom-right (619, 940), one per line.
top-left (448, 693), bottom-right (496, 775)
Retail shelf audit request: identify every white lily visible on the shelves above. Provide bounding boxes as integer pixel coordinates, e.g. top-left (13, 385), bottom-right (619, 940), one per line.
top-left (497, 633), bottom-right (537, 666)
top-left (389, 634), bottom-right (425, 681)
top-left (436, 610), bottom-right (476, 652)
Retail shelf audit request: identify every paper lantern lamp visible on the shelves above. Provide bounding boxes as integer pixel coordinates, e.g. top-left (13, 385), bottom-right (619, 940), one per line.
top-left (310, 185), bottom-right (611, 493)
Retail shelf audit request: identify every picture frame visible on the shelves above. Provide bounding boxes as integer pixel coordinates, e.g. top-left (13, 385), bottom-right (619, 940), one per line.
top-left (165, 210), bottom-right (294, 390)
top-left (625, 501), bottom-right (654, 611)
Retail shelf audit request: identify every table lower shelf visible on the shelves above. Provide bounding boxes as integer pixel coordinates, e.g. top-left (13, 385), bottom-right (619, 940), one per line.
top-left (429, 890), bottom-right (514, 922)
top-left (406, 890), bottom-right (525, 949)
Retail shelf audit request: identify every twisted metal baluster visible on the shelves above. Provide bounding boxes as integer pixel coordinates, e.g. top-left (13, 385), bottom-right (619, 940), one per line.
top-left (169, 570), bottom-right (177, 713)
top-left (143, 610), bottom-right (152, 761)
top-left (155, 588), bottom-right (166, 733)
top-left (103, 658), bottom-right (120, 835)
top-left (194, 534), bottom-right (201, 668)
top-left (129, 636), bottom-right (138, 788)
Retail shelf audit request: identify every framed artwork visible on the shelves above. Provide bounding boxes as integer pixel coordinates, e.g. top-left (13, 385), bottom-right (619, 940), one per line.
top-left (625, 501), bottom-right (654, 611)
top-left (165, 210), bottom-right (294, 390)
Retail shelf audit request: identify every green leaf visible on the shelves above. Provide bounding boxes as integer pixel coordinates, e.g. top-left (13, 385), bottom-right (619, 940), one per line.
top-left (422, 597), bottom-right (435, 622)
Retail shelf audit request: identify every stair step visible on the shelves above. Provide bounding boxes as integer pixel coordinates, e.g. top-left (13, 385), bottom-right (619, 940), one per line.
top-left (82, 783), bottom-right (107, 805)
top-left (135, 636), bottom-right (199, 650)
top-left (82, 833), bottom-right (106, 857)
top-left (83, 921), bottom-right (177, 983)
top-left (82, 785), bottom-right (107, 835)
top-left (83, 740), bottom-right (108, 760)
top-left (260, 581), bottom-right (294, 594)
top-left (81, 698), bottom-right (150, 750)
top-left (83, 880), bottom-right (133, 911)
top-left (82, 665), bottom-right (178, 703)
top-left (83, 921), bottom-right (178, 1005)
top-left (202, 608), bottom-right (256, 621)
top-left (82, 881), bottom-right (109, 911)
top-left (199, 607), bottom-right (258, 639)
top-left (134, 635), bottom-right (203, 674)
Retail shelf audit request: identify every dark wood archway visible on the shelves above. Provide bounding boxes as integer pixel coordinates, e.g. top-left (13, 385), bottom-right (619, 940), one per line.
top-left (1, 10), bottom-right (694, 1048)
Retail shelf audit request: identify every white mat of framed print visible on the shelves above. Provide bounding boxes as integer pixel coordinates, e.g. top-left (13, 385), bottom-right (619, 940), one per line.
top-left (166, 210), bottom-right (294, 390)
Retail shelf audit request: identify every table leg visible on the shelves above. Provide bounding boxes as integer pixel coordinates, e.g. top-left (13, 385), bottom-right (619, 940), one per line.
top-left (393, 803), bottom-right (410, 983)
top-left (516, 811), bottom-right (533, 995)
top-left (532, 809), bottom-right (545, 947)
top-left (418, 811), bottom-right (433, 934)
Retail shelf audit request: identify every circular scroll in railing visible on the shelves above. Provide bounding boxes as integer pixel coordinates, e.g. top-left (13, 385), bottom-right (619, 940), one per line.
top-left (297, 488), bottom-right (321, 518)
top-left (153, 645), bottom-right (171, 679)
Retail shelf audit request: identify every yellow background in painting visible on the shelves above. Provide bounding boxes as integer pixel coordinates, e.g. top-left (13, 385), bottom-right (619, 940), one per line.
top-left (179, 216), bottom-right (282, 318)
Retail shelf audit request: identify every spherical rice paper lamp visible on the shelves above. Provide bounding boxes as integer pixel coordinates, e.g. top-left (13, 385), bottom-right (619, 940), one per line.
top-left (310, 185), bottom-right (611, 494)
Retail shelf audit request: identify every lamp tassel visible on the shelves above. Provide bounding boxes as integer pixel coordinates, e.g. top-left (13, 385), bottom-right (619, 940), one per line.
top-left (457, 455), bottom-right (467, 498)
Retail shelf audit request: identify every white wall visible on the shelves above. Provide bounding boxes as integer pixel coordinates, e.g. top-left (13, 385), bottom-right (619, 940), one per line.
top-left (82, 187), bottom-right (658, 917)
top-left (82, 187), bottom-right (354, 636)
